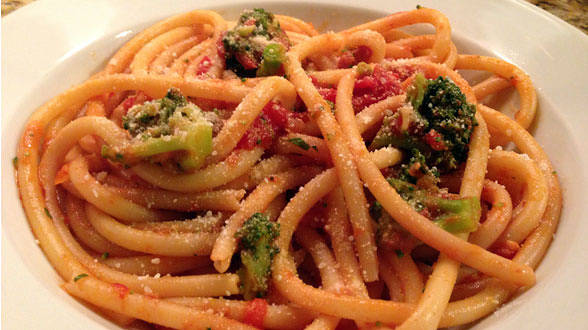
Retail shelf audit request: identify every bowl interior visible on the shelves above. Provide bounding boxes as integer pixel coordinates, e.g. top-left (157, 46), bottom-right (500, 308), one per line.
top-left (2, 1), bottom-right (585, 329)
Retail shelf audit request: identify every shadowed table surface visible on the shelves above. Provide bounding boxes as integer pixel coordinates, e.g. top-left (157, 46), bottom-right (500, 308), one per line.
top-left (2, 0), bottom-right (587, 34)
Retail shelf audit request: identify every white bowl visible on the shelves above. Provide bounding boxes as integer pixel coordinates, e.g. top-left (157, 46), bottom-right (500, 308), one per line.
top-left (3, 0), bottom-right (588, 329)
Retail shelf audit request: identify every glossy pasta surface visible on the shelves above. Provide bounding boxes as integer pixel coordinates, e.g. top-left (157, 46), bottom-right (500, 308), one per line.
top-left (15, 7), bottom-right (561, 330)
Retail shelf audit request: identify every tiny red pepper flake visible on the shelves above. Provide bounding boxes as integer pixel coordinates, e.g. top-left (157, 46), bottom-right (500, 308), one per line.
top-left (424, 129), bottom-right (447, 151)
top-left (196, 56), bottom-right (213, 76)
top-left (111, 283), bottom-right (130, 299)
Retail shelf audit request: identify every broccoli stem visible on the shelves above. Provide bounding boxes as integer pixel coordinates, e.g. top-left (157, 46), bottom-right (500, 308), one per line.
top-left (433, 196), bottom-right (481, 233)
top-left (116, 88), bottom-right (214, 172)
top-left (128, 121), bottom-right (212, 171)
top-left (256, 44), bottom-right (286, 77)
top-left (387, 178), bottom-right (480, 234)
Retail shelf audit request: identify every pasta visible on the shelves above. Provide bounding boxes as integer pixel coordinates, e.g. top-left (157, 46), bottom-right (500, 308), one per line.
top-left (14, 6), bottom-right (561, 330)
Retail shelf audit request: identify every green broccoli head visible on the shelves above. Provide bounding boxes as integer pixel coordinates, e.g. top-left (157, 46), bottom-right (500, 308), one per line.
top-left (235, 213), bottom-right (280, 300)
top-left (371, 73), bottom-right (477, 181)
top-left (398, 148), bottom-right (440, 184)
top-left (416, 75), bottom-right (477, 166)
top-left (104, 88), bottom-right (213, 171)
top-left (222, 8), bottom-right (289, 77)
top-left (387, 178), bottom-right (480, 234)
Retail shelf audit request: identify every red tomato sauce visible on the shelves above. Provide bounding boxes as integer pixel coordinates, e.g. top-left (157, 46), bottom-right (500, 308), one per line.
top-left (237, 102), bottom-right (300, 149)
top-left (243, 298), bottom-right (267, 328)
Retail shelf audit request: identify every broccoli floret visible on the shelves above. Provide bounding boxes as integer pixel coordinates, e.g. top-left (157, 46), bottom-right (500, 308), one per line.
top-left (235, 213), bottom-right (280, 300)
top-left (222, 8), bottom-right (290, 77)
top-left (387, 178), bottom-right (480, 233)
top-left (105, 88), bottom-right (213, 171)
top-left (397, 149), bottom-right (439, 184)
top-left (417, 75), bottom-right (477, 166)
top-left (371, 73), bottom-right (477, 178)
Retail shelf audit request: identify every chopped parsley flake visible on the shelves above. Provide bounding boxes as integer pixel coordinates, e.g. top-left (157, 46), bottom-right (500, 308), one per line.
top-left (395, 249), bottom-right (405, 258)
top-left (288, 137), bottom-right (310, 150)
top-left (44, 207), bottom-right (52, 219)
top-left (101, 252), bottom-right (110, 260)
top-left (73, 273), bottom-right (88, 282)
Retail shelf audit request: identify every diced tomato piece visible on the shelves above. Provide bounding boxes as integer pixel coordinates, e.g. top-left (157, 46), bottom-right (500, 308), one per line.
top-left (217, 33), bottom-right (226, 59)
top-left (337, 51), bottom-right (356, 69)
top-left (352, 65), bottom-right (403, 112)
top-left (111, 283), bottom-right (130, 299)
top-left (196, 56), bottom-right (213, 76)
top-left (122, 92), bottom-right (152, 111)
top-left (236, 52), bottom-right (258, 70)
top-left (352, 45), bottom-right (372, 63)
top-left (237, 102), bottom-right (293, 149)
top-left (243, 18), bottom-right (256, 26)
top-left (243, 298), bottom-right (267, 328)
top-left (424, 129), bottom-right (447, 151)
top-left (337, 46), bottom-right (372, 68)
top-left (54, 163), bottom-right (70, 185)
top-left (122, 96), bottom-right (137, 110)
top-left (318, 88), bottom-right (337, 104)
top-left (237, 119), bottom-right (273, 149)
top-left (309, 76), bottom-right (337, 105)
top-left (263, 102), bottom-right (290, 128)
top-left (354, 75), bottom-right (378, 91)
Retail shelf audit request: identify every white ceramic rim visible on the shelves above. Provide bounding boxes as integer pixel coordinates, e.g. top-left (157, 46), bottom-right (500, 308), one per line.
top-left (3, 0), bottom-right (588, 329)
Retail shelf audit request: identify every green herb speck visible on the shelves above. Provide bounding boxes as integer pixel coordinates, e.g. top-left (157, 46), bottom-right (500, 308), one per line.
top-left (73, 273), bottom-right (88, 282)
top-left (288, 137), bottom-right (310, 150)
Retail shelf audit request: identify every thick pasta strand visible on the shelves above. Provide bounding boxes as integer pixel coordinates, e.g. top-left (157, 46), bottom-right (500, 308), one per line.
top-left (150, 36), bottom-right (204, 74)
top-left (85, 204), bottom-right (218, 257)
top-left (14, 8), bottom-right (562, 329)
top-left (167, 297), bottom-right (316, 330)
top-left (334, 70), bottom-right (534, 287)
top-left (295, 226), bottom-right (346, 329)
top-left (211, 166), bottom-right (322, 272)
top-left (456, 55), bottom-right (537, 131)
top-left (103, 10), bottom-right (226, 74)
top-left (130, 26), bottom-right (201, 74)
top-left (469, 180), bottom-right (514, 248)
top-left (286, 31), bottom-right (381, 282)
